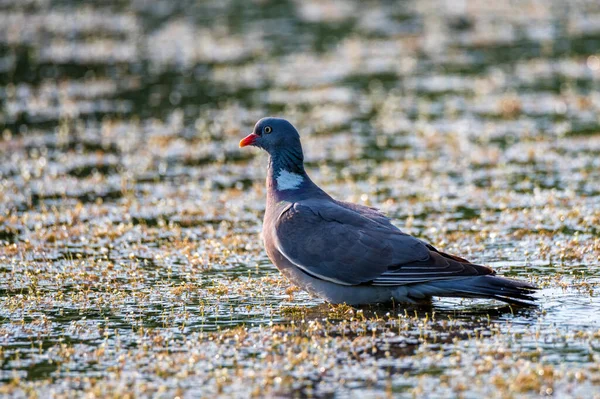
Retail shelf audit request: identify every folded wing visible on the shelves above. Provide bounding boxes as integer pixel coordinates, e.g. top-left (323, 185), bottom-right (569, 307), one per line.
top-left (274, 199), bottom-right (493, 286)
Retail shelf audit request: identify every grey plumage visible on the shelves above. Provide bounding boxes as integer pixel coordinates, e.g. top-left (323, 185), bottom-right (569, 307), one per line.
top-left (240, 117), bottom-right (538, 306)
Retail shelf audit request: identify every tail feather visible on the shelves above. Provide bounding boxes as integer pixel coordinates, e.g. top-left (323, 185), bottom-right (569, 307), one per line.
top-left (418, 275), bottom-right (538, 306)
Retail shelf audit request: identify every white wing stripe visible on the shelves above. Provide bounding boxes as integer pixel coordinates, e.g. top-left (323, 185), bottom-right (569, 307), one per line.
top-left (274, 239), bottom-right (354, 286)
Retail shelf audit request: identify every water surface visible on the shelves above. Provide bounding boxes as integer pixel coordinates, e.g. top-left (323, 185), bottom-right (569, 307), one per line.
top-left (1, 0), bottom-right (600, 397)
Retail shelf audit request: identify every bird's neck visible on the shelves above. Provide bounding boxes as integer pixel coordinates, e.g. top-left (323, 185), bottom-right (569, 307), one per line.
top-left (268, 149), bottom-right (305, 177)
top-left (266, 150), bottom-right (322, 204)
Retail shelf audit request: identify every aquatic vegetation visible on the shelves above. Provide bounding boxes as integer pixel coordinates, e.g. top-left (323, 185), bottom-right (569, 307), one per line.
top-left (1, 0), bottom-right (600, 397)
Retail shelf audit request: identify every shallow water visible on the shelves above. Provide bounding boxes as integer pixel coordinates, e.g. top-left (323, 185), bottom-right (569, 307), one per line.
top-left (1, 0), bottom-right (600, 397)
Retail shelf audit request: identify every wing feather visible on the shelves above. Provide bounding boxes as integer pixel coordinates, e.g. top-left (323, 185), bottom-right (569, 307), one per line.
top-left (274, 199), bottom-right (492, 286)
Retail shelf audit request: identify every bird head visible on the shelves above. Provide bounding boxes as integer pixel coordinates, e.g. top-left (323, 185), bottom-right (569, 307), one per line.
top-left (239, 117), bottom-right (302, 155)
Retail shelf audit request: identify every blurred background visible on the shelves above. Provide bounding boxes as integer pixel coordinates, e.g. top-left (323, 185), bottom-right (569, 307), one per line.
top-left (2, 0), bottom-right (600, 163)
top-left (1, 0), bottom-right (600, 397)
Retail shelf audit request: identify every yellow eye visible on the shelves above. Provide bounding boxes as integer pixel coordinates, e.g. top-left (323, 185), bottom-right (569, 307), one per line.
top-left (264, 126), bottom-right (272, 134)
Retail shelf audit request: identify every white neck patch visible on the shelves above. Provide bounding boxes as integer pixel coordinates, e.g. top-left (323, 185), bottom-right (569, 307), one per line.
top-left (276, 170), bottom-right (304, 191)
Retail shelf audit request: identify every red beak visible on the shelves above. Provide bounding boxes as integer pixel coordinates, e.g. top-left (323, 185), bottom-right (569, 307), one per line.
top-left (239, 133), bottom-right (259, 148)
